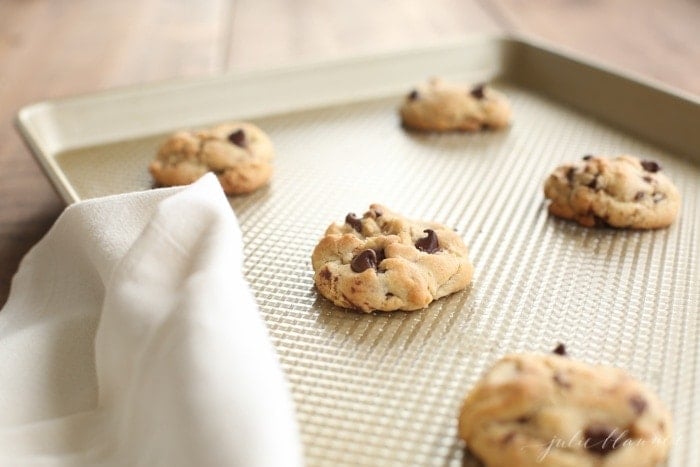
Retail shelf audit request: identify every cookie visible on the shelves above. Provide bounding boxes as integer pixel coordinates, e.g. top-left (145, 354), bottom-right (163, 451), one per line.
top-left (544, 155), bottom-right (680, 229)
top-left (458, 347), bottom-right (672, 467)
top-left (149, 122), bottom-right (273, 195)
top-left (399, 78), bottom-right (511, 132)
top-left (311, 204), bottom-right (473, 312)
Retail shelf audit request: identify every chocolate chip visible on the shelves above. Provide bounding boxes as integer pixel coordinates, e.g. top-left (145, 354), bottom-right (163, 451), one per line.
top-left (586, 175), bottom-right (599, 190)
top-left (584, 425), bottom-right (624, 456)
top-left (320, 269), bottom-right (331, 281)
top-left (643, 176), bottom-right (653, 183)
top-left (515, 415), bottom-right (531, 424)
top-left (227, 129), bottom-right (246, 147)
top-left (583, 154), bottom-right (593, 161)
top-left (629, 395), bottom-right (647, 415)
top-left (470, 84), bottom-right (485, 99)
top-left (345, 213), bottom-right (363, 233)
top-left (374, 248), bottom-right (386, 265)
top-left (653, 192), bottom-right (666, 203)
top-left (634, 191), bottom-right (645, 201)
top-left (641, 160), bottom-right (661, 173)
top-left (415, 229), bottom-right (439, 253)
top-left (553, 343), bottom-right (567, 356)
top-left (351, 249), bottom-right (377, 273)
top-left (408, 89), bottom-right (419, 101)
top-left (566, 167), bottom-right (576, 184)
top-left (593, 215), bottom-right (609, 228)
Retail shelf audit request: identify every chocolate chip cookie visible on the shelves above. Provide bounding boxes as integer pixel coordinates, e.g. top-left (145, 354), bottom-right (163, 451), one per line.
top-left (311, 204), bottom-right (473, 312)
top-left (149, 122), bottom-right (273, 195)
top-left (458, 347), bottom-right (672, 467)
top-left (544, 155), bottom-right (680, 229)
top-left (399, 78), bottom-right (511, 132)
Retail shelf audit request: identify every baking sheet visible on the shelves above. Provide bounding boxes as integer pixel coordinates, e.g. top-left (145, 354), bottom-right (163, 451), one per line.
top-left (17, 37), bottom-right (700, 466)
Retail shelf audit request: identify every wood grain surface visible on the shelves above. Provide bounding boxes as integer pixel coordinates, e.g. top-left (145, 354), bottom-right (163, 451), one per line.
top-left (1, 0), bottom-right (699, 306)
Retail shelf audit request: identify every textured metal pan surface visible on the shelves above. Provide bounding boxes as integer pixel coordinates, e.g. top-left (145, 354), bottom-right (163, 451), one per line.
top-left (53, 82), bottom-right (700, 466)
top-left (15, 34), bottom-right (700, 467)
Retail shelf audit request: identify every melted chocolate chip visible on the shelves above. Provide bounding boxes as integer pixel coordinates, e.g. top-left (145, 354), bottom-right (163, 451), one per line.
top-left (643, 175), bottom-right (653, 183)
top-left (584, 426), bottom-right (624, 456)
top-left (345, 213), bottom-right (363, 233)
top-left (350, 249), bottom-right (377, 273)
top-left (641, 160), bottom-right (661, 173)
top-left (553, 343), bottom-right (567, 356)
top-left (629, 395), bottom-right (648, 415)
top-left (470, 84), bottom-right (485, 99)
top-left (408, 89), bottom-right (419, 101)
top-left (634, 191), bottom-right (645, 201)
top-left (415, 229), bottom-right (439, 253)
top-left (515, 415), bottom-right (531, 424)
top-left (583, 154), bottom-right (593, 161)
top-left (319, 269), bottom-right (331, 281)
top-left (227, 129), bottom-right (246, 147)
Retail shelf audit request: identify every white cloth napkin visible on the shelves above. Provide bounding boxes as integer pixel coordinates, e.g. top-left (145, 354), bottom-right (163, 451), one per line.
top-left (0, 174), bottom-right (302, 467)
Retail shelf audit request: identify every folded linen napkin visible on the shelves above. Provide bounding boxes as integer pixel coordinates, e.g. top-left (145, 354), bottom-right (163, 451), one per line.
top-left (0, 174), bottom-right (302, 466)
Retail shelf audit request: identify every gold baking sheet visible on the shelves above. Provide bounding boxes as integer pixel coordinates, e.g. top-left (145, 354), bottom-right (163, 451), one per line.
top-left (17, 37), bottom-right (700, 466)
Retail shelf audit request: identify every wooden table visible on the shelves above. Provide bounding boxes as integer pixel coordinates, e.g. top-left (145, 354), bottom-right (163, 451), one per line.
top-left (1, 0), bottom-right (699, 306)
